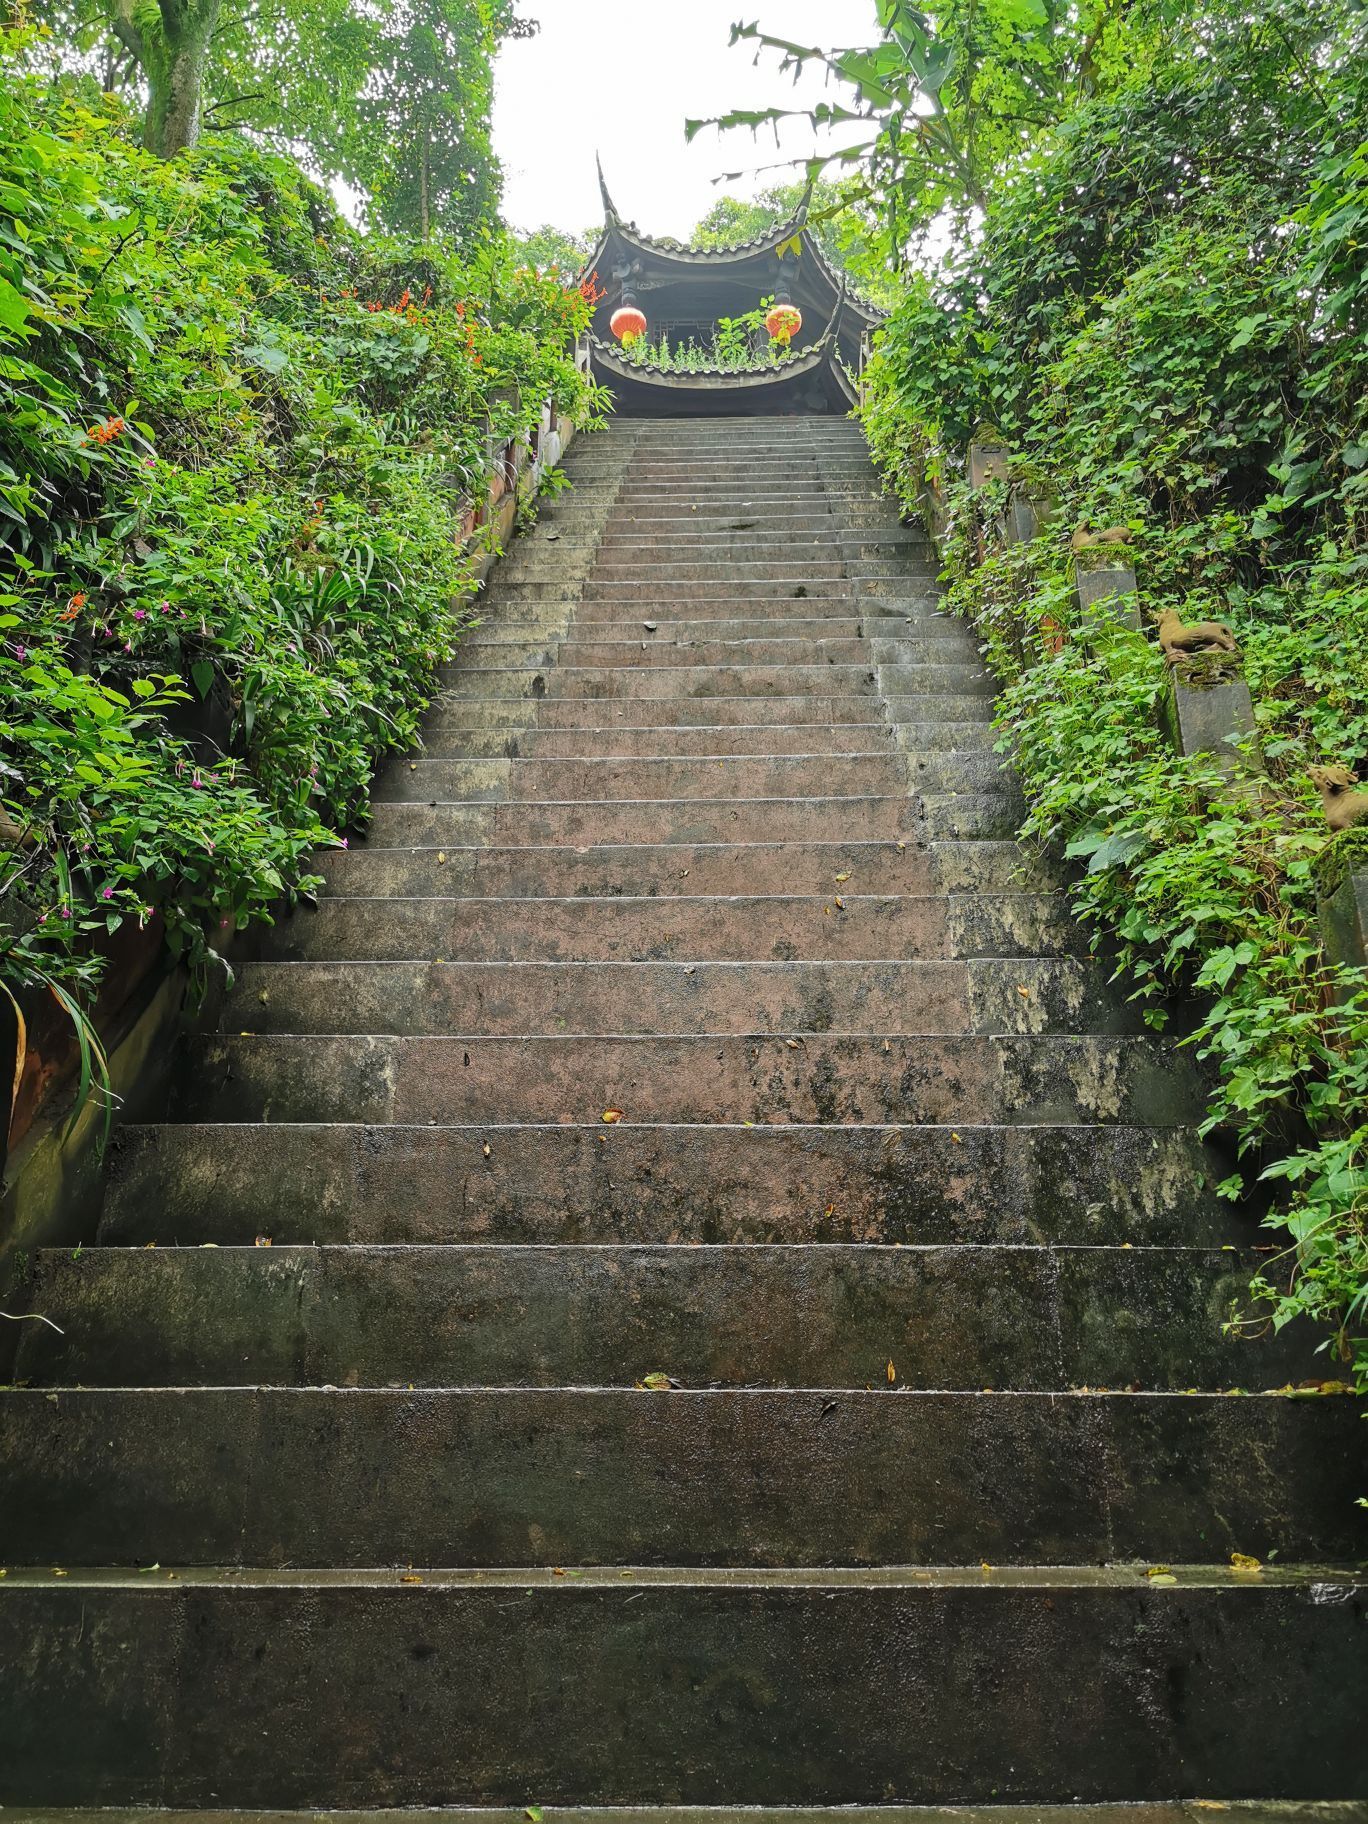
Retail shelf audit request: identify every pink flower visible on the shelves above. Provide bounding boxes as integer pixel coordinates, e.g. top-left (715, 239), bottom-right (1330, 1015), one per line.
top-left (339, 837), bottom-right (349, 850)
top-left (14, 644), bottom-right (25, 661)
top-left (102, 887), bottom-right (114, 900)
top-left (133, 609), bottom-right (146, 621)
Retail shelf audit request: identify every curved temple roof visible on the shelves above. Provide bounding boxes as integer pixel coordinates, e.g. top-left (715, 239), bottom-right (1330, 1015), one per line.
top-left (587, 288), bottom-right (859, 418)
top-left (585, 162), bottom-right (881, 415)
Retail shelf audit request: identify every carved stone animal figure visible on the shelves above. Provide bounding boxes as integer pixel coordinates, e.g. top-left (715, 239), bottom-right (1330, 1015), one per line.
top-left (1070, 525), bottom-right (1133, 552)
top-left (1156, 607), bottom-right (1239, 664)
top-left (1309, 764), bottom-right (1368, 833)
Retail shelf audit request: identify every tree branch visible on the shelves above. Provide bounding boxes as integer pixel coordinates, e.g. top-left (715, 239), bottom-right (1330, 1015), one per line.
top-left (203, 89), bottom-right (267, 115)
top-left (107, 0), bottom-right (145, 64)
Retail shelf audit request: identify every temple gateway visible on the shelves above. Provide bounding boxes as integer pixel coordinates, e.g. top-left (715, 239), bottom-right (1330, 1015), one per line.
top-left (583, 164), bottom-right (883, 416)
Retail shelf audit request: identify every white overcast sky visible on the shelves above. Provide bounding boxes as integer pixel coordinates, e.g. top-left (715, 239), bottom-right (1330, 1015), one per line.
top-left (492, 1), bottom-right (881, 242)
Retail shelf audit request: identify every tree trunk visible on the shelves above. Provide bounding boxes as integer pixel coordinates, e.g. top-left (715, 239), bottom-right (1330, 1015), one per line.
top-left (112, 0), bottom-right (223, 158)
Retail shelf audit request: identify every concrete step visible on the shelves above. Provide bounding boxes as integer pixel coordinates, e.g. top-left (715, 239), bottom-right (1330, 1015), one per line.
top-left (594, 502), bottom-right (911, 528)
top-left (361, 796), bottom-right (917, 847)
top-left (471, 616), bottom-right (955, 643)
top-left (478, 616), bottom-right (873, 641)
top-left (221, 957), bottom-right (1138, 1039)
top-left (586, 561), bottom-right (857, 584)
top-left (98, 1121), bottom-right (1246, 1249)
top-left (565, 596), bottom-right (938, 623)
top-left (17, 1244), bottom-right (1314, 1393)
top-left (417, 719), bottom-right (997, 758)
top-left (451, 637), bottom-right (877, 669)
top-left (176, 1031), bottom-right (1201, 1126)
top-left (1, 1569), bottom-right (1364, 1807)
top-left (432, 722), bottom-right (898, 757)
top-left (437, 664), bottom-right (886, 701)
top-left (377, 752), bottom-right (1008, 804)
top-left (315, 839), bottom-right (950, 899)
top-left (440, 665), bottom-right (987, 704)
top-left (263, 892), bottom-right (1079, 964)
top-left (424, 694), bottom-right (888, 728)
top-left (465, 632), bottom-right (975, 667)
top-left (3, 1387), bottom-right (1359, 1568)
top-left (589, 511), bottom-right (912, 535)
top-left (18, 1808), bottom-right (1368, 1824)
top-left (587, 530), bottom-right (932, 556)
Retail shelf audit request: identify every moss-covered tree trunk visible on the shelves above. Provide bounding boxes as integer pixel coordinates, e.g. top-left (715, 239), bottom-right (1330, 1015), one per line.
top-left (109, 0), bottom-right (222, 158)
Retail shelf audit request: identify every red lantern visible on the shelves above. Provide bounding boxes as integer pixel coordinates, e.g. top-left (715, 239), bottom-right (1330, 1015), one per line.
top-left (611, 305), bottom-right (647, 344)
top-left (765, 303), bottom-right (803, 343)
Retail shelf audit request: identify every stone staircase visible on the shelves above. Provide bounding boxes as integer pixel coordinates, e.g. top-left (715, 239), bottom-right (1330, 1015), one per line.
top-left (1, 415), bottom-right (1364, 1820)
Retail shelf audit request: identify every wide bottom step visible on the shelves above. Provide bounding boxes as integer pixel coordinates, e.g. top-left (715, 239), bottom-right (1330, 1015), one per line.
top-left (21, 1807), bottom-right (1368, 1824)
top-left (3, 1567), bottom-right (1364, 1808)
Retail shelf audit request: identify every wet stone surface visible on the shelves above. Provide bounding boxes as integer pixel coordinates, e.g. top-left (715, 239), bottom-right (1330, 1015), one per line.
top-left (5, 414), bottom-right (1364, 1812)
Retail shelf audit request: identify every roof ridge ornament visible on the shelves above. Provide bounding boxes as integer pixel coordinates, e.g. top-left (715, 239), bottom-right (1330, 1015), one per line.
top-left (596, 154), bottom-right (620, 224)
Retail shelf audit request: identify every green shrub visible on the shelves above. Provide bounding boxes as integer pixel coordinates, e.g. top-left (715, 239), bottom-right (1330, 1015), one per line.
top-left (859, 11), bottom-right (1368, 1383)
top-left (1, 46), bottom-right (604, 1005)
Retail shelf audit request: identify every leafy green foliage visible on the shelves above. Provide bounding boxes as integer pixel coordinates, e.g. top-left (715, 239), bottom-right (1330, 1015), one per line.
top-left (0, 38), bottom-right (600, 1015)
top-left (694, 0), bottom-right (1140, 257)
top-left (857, 0), bottom-right (1368, 1378)
top-left (689, 179), bottom-right (899, 307)
top-left (37, 0), bottom-right (532, 238)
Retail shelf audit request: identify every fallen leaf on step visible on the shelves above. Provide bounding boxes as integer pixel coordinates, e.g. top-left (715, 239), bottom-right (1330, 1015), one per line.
top-left (254, 1236), bottom-right (272, 1248)
top-left (886, 1359), bottom-right (897, 1384)
top-left (834, 895), bottom-right (845, 910)
top-left (526, 1808), bottom-right (546, 1822)
top-left (400, 1573), bottom-right (423, 1584)
top-left (785, 1037), bottom-right (803, 1049)
top-left (437, 852), bottom-right (446, 864)
top-left (834, 872), bottom-right (850, 882)
top-left (482, 1143), bottom-right (492, 1158)
top-left (951, 1132), bottom-right (962, 1143)
top-left (601, 1108), bottom-right (624, 1124)
top-left (640, 1372), bottom-right (678, 1390)
top-left (1230, 1552), bottom-right (1262, 1573)
top-left (824, 1203), bottom-right (837, 1218)
top-left (643, 621), bottom-right (658, 631)
top-left (1145, 1564), bottom-right (1173, 1579)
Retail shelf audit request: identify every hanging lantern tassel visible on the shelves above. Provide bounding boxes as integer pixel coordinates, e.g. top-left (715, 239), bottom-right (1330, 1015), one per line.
top-left (611, 305), bottom-right (647, 345)
top-left (765, 303), bottom-right (803, 344)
